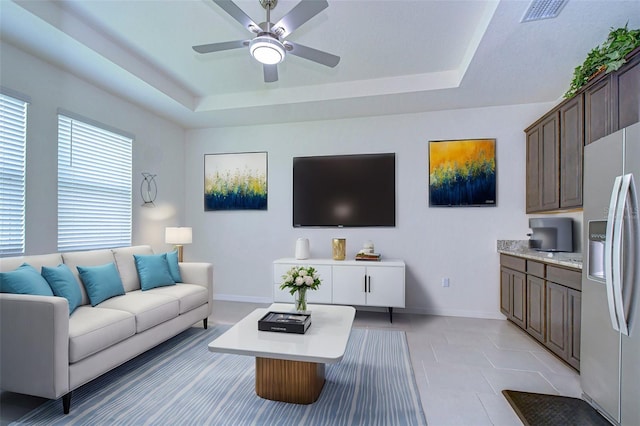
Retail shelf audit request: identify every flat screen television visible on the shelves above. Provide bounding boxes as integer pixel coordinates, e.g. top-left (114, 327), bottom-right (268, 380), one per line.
top-left (293, 153), bottom-right (396, 227)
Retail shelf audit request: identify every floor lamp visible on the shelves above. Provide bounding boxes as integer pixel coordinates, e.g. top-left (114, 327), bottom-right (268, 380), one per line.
top-left (165, 227), bottom-right (192, 262)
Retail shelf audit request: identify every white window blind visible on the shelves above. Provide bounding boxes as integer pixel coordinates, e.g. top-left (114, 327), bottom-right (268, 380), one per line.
top-left (57, 114), bottom-right (132, 251)
top-left (0, 93), bottom-right (27, 256)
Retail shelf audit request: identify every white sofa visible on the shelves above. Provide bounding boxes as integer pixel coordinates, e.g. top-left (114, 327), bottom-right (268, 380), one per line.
top-left (0, 245), bottom-right (213, 414)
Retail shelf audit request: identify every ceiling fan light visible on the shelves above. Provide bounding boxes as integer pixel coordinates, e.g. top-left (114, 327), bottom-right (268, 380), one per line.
top-left (249, 35), bottom-right (285, 65)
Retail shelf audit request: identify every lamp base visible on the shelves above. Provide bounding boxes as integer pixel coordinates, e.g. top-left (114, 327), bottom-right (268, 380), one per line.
top-left (174, 245), bottom-right (184, 262)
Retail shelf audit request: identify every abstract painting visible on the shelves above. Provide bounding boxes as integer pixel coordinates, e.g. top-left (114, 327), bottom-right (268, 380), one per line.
top-left (204, 152), bottom-right (267, 211)
top-left (429, 139), bottom-right (496, 207)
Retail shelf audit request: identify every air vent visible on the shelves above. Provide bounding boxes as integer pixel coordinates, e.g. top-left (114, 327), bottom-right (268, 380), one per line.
top-left (521, 0), bottom-right (568, 23)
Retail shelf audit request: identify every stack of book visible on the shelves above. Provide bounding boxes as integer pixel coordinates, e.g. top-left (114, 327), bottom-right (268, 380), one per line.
top-left (355, 252), bottom-right (381, 261)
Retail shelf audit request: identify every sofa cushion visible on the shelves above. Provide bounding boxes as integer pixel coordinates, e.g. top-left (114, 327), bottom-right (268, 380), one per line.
top-left (0, 253), bottom-right (63, 273)
top-left (98, 291), bottom-right (179, 333)
top-left (77, 263), bottom-right (126, 306)
top-left (112, 245), bottom-right (154, 292)
top-left (68, 306), bottom-right (136, 363)
top-left (134, 253), bottom-right (175, 291)
top-left (62, 249), bottom-right (116, 306)
top-left (165, 250), bottom-right (182, 283)
top-left (145, 283), bottom-right (208, 314)
top-left (41, 264), bottom-right (83, 314)
top-left (0, 263), bottom-right (54, 296)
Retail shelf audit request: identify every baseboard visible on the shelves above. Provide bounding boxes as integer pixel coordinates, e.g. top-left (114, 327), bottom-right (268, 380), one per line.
top-left (402, 306), bottom-right (506, 320)
top-left (213, 293), bottom-right (273, 304)
top-left (212, 295), bottom-right (506, 320)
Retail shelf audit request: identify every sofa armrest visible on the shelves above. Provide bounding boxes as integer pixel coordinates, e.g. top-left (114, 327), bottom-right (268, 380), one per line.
top-left (179, 262), bottom-right (213, 314)
top-left (0, 294), bottom-right (70, 399)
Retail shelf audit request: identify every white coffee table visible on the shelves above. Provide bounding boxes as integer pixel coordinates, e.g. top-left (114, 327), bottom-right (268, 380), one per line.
top-left (208, 303), bottom-right (355, 404)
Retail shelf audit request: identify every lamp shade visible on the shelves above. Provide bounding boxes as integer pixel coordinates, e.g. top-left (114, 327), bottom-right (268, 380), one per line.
top-left (249, 35), bottom-right (285, 65)
top-left (165, 227), bottom-right (192, 245)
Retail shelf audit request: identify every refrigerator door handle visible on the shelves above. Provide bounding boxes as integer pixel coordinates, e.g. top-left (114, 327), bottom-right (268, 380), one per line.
top-left (605, 175), bottom-right (623, 332)
top-left (613, 174), bottom-right (638, 336)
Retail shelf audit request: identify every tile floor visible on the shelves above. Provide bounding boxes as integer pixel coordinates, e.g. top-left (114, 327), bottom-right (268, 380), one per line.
top-left (0, 301), bottom-right (582, 425)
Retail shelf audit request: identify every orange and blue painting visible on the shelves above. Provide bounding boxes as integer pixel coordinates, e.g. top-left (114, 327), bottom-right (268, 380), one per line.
top-left (429, 139), bottom-right (496, 207)
top-left (204, 152), bottom-right (267, 211)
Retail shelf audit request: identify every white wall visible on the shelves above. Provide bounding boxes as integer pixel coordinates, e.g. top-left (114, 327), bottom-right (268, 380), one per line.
top-left (185, 102), bottom-right (557, 318)
top-left (0, 41), bottom-right (186, 255)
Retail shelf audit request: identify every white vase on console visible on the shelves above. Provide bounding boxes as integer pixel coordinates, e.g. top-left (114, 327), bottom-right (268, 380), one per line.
top-left (295, 238), bottom-right (310, 260)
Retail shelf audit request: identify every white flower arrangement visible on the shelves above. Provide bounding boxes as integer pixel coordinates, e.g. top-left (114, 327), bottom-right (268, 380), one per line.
top-left (280, 265), bottom-right (321, 295)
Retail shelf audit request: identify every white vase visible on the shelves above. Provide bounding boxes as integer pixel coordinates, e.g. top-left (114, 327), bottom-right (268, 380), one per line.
top-left (295, 238), bottom-right (310, 259)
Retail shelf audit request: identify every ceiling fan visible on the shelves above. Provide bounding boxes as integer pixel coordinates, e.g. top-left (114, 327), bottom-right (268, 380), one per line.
top-left (193, 0), bottom-right (340, 83)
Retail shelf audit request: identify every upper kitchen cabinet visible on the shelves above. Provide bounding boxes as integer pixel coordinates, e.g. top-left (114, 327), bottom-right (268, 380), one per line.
top-left (525, 97), bottom-right (583, 213)
top-left (559, 96), bottom-right (584, 208)
top-left (585, 46), bottom-right (640, 145)
top-left (613, 49), bottom-right (640, 130)
top-left (525, 47), bottom-right (639, 212)
top-left (526, 113), bottom-right (560, 212)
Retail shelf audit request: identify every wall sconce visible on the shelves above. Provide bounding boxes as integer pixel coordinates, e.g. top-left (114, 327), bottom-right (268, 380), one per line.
top-left (165, 227), bottom-right (192, 262)
top-left (141, 172), bottom-right (157, 207)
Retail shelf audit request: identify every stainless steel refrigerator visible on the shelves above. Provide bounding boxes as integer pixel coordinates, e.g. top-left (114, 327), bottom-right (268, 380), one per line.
top-left (582, 121), bottom-right (640, 425)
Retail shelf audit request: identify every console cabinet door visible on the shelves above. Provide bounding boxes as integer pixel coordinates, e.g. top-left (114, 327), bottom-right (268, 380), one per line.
top-left (332, 265), bottom-right (367, 306)
top-left (365, 266), bottom-right (405, 308)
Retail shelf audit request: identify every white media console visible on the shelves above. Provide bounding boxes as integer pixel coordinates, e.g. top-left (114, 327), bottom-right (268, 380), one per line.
top-left (273, 258), bottom-right (406, 322)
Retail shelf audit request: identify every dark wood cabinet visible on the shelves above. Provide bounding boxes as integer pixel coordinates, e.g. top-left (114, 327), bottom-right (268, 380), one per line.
top-left (526, 275), bottom-right (545, 343)
top-left (525, 113), bottom-right (559, 212)
top-left (614, 51), bottom-right (640, 130)
top-left (499, 255), bottom-right (581, 370)
top-left (546, 281), bottom-right (569, 358)
top-left (567, 288), bottom-right (581, 370)
top-left (525, 47), bottom-right (639, 212)
top-left (500, 255), bottom-right (526, 329)
top-left (500, 266), bottom-right (526, 329)
top-left (585, 76), bottom-right (613, 145)
top-left (559, 96), bottom-right (583, 208)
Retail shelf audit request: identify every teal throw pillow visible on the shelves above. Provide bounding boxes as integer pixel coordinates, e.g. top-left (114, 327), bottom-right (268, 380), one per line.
top-left (165, 250), bottom-right (182, 283)
top-left (134, 253), bottom-right (176, 291)
top-left (77, 263), bottom-right (125, 306)
top-left (42, 264), bottom-right (83, 314)
top-left (0, 263), bottom-right (54, 296)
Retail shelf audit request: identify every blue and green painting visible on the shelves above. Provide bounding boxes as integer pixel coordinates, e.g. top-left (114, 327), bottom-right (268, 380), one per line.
top-left (429, 139), bottom-right (496, 207)
top-left (204, 152), bottom-right (267, 210)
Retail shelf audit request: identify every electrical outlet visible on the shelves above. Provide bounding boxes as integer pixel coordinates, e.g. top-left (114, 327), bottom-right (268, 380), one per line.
top-left (442, 277), bottom-right (450, 287)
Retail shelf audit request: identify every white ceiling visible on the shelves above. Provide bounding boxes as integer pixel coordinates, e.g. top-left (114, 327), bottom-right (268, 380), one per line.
top-left (1, 0), bottom-right (639, 129)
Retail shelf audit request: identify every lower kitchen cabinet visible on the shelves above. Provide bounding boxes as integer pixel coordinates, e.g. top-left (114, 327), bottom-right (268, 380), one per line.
top-left (499, 254), bottom-right (581, 370)
top-left (526, 275), bottom-right (545, 343)
top-left (500, 255), bottom-right (526, 329)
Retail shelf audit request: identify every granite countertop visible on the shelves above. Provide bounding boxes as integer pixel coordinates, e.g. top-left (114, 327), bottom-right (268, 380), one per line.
top-left (497, 240), bottom-right (582, 270)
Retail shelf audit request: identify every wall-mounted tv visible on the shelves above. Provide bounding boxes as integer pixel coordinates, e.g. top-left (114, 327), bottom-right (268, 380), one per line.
top-left (293, 153), bottom-right (396, 227)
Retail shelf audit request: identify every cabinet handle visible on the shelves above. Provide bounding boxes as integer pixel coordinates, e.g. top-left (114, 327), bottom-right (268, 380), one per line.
top-left (364, 275), bottom-right (367, 293)
top-left (368, 275), bottom-right (371, 293)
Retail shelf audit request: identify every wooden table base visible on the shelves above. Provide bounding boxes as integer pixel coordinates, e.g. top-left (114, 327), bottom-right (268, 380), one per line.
top-left (255, 357), bottom-right (326, 404)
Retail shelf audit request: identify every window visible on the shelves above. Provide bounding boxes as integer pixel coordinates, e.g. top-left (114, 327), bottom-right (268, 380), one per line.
top-left (0, 93), bottom-right (28, 256)
top-left (57, 113), bottom-right (133, 251)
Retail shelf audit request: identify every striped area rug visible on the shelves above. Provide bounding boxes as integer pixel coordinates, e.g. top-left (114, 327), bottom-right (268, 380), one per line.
top-left (12, 326), bottom-right (426, 425)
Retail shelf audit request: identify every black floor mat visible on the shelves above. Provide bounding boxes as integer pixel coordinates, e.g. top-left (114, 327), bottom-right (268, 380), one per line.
top-left (502, 390), bottom-right (610, 426)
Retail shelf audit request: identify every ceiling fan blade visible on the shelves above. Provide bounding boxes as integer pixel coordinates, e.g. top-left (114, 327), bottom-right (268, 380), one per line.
top-left (263, 64), bottom-right (278, 83)
top-left (285, 41), bottom-right (340, 68)
top-left (193, 40), bottom-right (248, 54)
top-left (212, 0), bottom-right (259, 33)
top-left (273, 0), bottom-right (328, 38)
